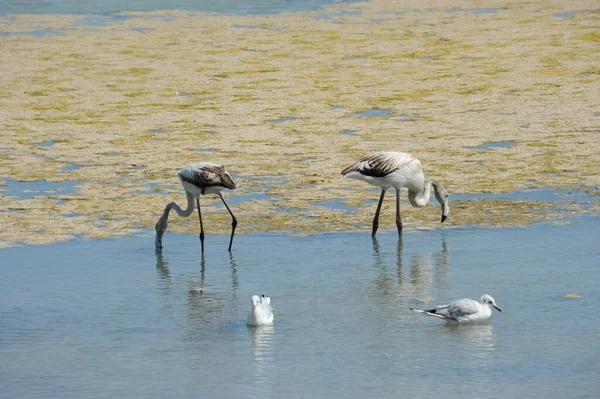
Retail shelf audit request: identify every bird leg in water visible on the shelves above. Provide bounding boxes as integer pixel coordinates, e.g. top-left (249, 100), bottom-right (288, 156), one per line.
top-left (196, 198), bottom-right (205, 252)
top-left (219, 193), bottom-right (237, 251)
top-left (395, 189), bottom-right (403, 236)
top-left (372, 189), bottom-right (386, 237)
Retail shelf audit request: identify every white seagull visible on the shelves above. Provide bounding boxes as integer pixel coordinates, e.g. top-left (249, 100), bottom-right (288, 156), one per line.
top-left (247, 295), bottom-right (274, 326)
top-left (341, 151), bottom-right (450, 236)
top-left (155, 162), bottom-right (237, 251)
top-left (410, 295), bottom-right (502, 324)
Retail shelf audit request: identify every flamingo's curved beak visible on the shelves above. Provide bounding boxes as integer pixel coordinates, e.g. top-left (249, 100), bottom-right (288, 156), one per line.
top-left (441, 202), bottom-right (450, 223)
top-left (155, 216), bottom-right (167, 249)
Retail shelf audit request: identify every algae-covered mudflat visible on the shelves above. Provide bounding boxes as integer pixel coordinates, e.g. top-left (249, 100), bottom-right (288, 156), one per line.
top-left (1, 0), bottom-right (599, 247)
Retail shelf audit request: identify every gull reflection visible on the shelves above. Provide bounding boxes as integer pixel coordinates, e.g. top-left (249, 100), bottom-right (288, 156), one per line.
top-left (248, 325), bottom-right (275, 382)
top-left (442, 323), bottom-right (496, 367)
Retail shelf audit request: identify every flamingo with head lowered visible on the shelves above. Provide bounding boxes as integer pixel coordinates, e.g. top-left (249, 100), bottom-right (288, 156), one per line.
top-left (155, 162), bottom-right (238, 252)
top-left (341, 151), bottom-right (450, 237)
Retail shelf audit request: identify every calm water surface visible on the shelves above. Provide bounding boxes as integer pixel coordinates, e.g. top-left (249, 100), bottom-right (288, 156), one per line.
top-left (2, 218), bottom-right (600, 398)
top-left (0, 0), bottom-right (359, 15)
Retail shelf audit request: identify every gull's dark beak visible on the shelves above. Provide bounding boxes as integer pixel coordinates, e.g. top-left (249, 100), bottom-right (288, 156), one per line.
top-left (493, 305), bottom-right (502, 312)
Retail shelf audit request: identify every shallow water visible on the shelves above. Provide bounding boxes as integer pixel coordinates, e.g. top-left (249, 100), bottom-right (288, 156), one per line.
top-left (0, 0), bottom-right (361, 15)
top-left (1, 178), bottom-right (80, 200)
top-left (452, 187), bottom-right (595, 203)
top-left (2, 217), bottom-right (599, 398)
top-left (468, 141), bottom-right (514, 150)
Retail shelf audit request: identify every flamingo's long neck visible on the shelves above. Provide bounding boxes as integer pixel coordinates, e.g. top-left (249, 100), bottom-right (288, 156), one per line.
top-left (163, 190), bottom-right (195, 219)
top-left (408, 180), bottom-right (433, 208)
top-left (155, 190), bottom-right (196, 249)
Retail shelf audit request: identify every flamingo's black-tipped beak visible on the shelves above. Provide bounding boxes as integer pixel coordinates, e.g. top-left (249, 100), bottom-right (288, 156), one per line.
top-left (155, 222), bottom-right (165, 249)
top-left (441, 202), bottom-right (450, 223)
top-left (155, 216), bottom-right (167, 249)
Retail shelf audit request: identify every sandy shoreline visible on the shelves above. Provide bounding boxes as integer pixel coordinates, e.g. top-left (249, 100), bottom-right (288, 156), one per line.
top-left (1, 0), bottom-right (599, 247)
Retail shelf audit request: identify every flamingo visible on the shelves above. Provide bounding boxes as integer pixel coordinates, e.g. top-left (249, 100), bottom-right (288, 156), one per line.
top-left (341, 151), bottom-right (450, 236)
top-left (155, 162), bottom-right (237, 251)
top-left (410, 295), bottom-right (502, 324)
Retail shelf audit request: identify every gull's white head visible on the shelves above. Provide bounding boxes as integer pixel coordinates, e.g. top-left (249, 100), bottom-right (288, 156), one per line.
top-left (480, 294), bottom-right (501, 312)
top-left (251, 295), bottom-right (261, 309)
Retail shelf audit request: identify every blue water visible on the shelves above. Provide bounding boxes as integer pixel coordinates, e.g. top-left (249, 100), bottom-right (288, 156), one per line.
top-left (34, 140), bottom-right (56, 147)
top-left (148, 128), bottom-right (169, 134)
top-left (1, 217), bottom-right (599, 398)
top-left (452, 188), bottom-right (594, 203)
top-left (61, 162), bottom-right (81, 173)
top-left (447, 8), bottom-right (505, 15)
top-left (469, 141), bottom-right (514, 150)
top-left (79, 14), bottom-right (132, 25)
top-left (0, 0), bottom-right (361, 16)
top-left (0, 178), bottom-right (80, 200)
top-left (355, 108), bottom-right (392, 118)
top-left (552, 10), bottom-right (600, 18)
top-left (269, 117), bottom-right (296, 124)
top-left (0, 29), bottom-right (61, 37)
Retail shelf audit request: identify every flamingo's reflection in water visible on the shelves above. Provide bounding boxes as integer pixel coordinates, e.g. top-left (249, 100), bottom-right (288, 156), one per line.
top-left (155, 248), bottom-right (171, 294)
top-left (372, 235), bottom-right (449, 298)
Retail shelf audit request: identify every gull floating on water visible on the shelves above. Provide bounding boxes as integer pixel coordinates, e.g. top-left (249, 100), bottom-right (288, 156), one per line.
top-left (410, 294), bottom-right (501, 324)
top-left (247, 295), bottom-right (274, 326)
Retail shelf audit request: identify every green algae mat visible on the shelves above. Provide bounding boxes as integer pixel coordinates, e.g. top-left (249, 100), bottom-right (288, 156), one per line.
top-left (1, 0), bottom-right (599, 247)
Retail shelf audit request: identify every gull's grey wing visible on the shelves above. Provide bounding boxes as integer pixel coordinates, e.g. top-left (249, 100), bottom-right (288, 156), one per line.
top-left (440, 298), bottom-right (480, 320)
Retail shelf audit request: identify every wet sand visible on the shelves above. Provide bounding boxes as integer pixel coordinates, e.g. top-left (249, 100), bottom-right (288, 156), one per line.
top-left (1, 0), bottom-right (599, 246)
